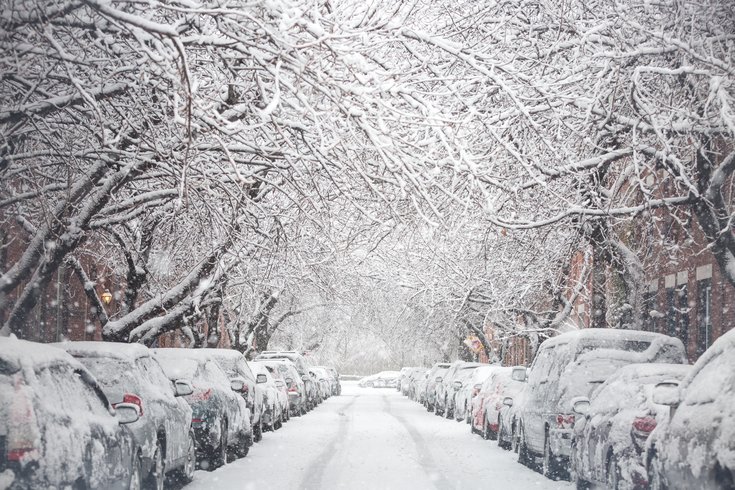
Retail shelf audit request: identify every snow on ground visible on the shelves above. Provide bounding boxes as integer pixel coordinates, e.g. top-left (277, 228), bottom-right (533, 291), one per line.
top-left (187, 381), bottom-right (570, 490)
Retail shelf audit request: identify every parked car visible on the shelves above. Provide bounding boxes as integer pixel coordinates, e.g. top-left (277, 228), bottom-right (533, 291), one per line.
top-left (514, 329), bottom-right (687, 481)
top-left (249, 362), bottom-right (284, 432)
top-left (414, 370), bottom-right (430, 404)
top-left (571, 363), bottom-right (691, 489)
top-left (472, 366), bottom-right (525, 441)
top-left (435, 361), bottom-right (485, 418)
top-left (204, 349), bottom-right (261, 442)
top-left (0, 338), bottom-right (139, 489)
top-left (314, 365), bottom-right (340, 396)
top-left (254, 358), bottom-right (306, 416)
top-left (310, 367), bottom-right (332, 401)
top-left (646, 327), bottom-right (735, 489)
top-left (497, 377), bottom-right (528, 452)
top-left (57, 341), bottom-right (196, 487)
top-left (455, 365), bottom-right (496, 423)
top-left (254, 362), bottom-right (290, 425)
top-left (423, 362), bottom-right (451, 412)
top-left (255, 351), bottom-right (317, 410)
top-left (153, 349), bottom-right (252, 470)
top-left (358, 371), bottom-right (400, 388)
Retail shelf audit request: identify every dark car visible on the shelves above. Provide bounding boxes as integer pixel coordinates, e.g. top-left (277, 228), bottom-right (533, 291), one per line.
top-left (646, 327), bottom-right (735, 489)
top-left (513, 329), bottom-right (686, 481)
top-left (254, 359), bottom-right (306, 417)
top-left (0, 338), bottom-right (139, 489)
top-left (255, 351), bottom-right (317, 410)
top-left (153, 349), bottom-right (252, 470)
top-left (203, 349), bottom-right (262, 443)
top-left (57, 341), bottom-right (196, 488)
top-left (571, 363), bottom-right (691, 489)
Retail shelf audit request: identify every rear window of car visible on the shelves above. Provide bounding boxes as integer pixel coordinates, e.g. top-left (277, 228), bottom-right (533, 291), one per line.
top-left (576, 339), bottom-right (651, 359)
top-left (158, 358), bottom-right (199, 380)
top-left (76, 357), bottom-right (141, 393)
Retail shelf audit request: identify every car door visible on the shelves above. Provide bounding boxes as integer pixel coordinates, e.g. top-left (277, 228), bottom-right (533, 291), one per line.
top-left (526, 346), bottom-right (555, 452)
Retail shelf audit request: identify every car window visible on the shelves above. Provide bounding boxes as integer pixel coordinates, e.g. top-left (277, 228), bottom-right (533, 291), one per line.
top-left (237, 358), bottom-right (255, 381)
top-left (76, 357), bottom-right (141, 394)
top-left (529, 347), bottom-right (555, 385)
top-left (138, 357), bottom-right (175, 397)
top-left (204, 361), bottom-right (232, 388)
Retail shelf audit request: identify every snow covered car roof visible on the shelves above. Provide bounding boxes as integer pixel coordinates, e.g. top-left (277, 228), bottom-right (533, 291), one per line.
top-left (0, 337), bottom-right (84, 374)
top-left (54, 341), bottom-right (151, 362)
top-left (544, 328), bottom-right (686, 363)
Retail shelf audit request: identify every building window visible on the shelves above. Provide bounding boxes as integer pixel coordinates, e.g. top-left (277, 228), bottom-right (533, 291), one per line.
top-left (666, 287), bottom-right (676, 338)
top-left (676, 284), bottom-right (689, 350)
top-left (697, 279), bottom-right (712, 357)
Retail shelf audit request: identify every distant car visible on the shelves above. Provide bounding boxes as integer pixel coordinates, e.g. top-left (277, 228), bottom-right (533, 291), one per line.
top-left (255, 351), bottom-right (318, 410)
top-left (255, 358), bottom-right (306, 416)
top-left (358, 371), bottom-right (401, 388)
top-left (471, 367), bottom-right (524, 441)
top-left (0, 338), bottom-right (139, 489)
top-left (314, 365), bottom-right (339, 396)
top-left (249, 362), bottom-right (284, 432)
top-left (514, 329), bottom-right (687, 481)
top-left (646, 327), bottom-right (735, 489)
top-left (57, 341), bottom-right (196, 487)
top-left (310, 367), bottom-right (332, 401)
top-left (455, 365), bottom-right (496, 423)
top-left (256, 363), bottom-right (290, 424)
top-left (423, 363), bottom-right (451, 412)
top-left (406, 368), bottom-right (427, 401)
top-left (571, 363), bottom-right (691, 489)
top-left (153, 349), bottom-right (252, 470)
top-left (204, 350), bottom-right (261, 443)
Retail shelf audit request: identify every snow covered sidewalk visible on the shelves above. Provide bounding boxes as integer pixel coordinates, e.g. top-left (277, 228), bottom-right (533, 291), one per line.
top-left (187, 382), bottom-right (571, 489)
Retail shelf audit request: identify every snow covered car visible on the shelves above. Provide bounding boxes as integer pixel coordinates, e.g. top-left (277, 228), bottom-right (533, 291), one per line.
top-left (358, 371), bottom-right (400, 388)
top-left (314, 365), bottom-right (340, 396)
top-left (204, 349), bottom-right (261, 443)
top-left (497, 376), bottom-right (528, 452)
top-left (255, 351), bottom-right (318, 410)
top-left (310, 367), bottom-right (332, 401)
top-left (406, 368), bottom-right (427, 401)
top-left (153, 349), bottom-right (252, 469)
top-left (515, 329), bottom-right (686, 481)
top-left (57, 341), bottom-right (196, 487)
top-left (0, 338), bottom-right (140, 489)
top-left (249, 362), bottom-right (284, 432)
top-left (646, 327), bottom-right (735, 489)
top-left (256, 363), bottom-right (291, 422)
top-left (455, 365), bottom-right (496, 423)
top-left (571, 363), bottom-right (691, 489)
top-left (254, 358), bottom-right (306, 416)
top-left (423, 363), bottom-right (451, 411)
top-left (436, 361), bottom-right (485, 418)
top-left (472, 366), bottom-right (525, 441)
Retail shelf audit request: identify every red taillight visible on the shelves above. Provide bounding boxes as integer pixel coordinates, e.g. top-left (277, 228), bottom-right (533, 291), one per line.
top-left (114, 393), bottom-right (144, 416)
top-left (192, 418), bottom-right (203, 423)
top-left (7, 447), bottom-right (36, 462)
top-left (556, 414), bottom-right (575, 429)
top-left (190, 388), bottom-right (212, 401)
top-left (288, 385), bottom-right (298, 393)
top-left (633, 416), bottom-right (657, 434)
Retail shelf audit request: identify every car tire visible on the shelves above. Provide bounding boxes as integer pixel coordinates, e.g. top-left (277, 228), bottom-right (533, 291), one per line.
top-left (607, 453), bottom-right (620, 490)
top-left (212, 420), bottom-right (228, 469)
top-left (177, 431), bottom-right (196, 484)
top-left (511, 422), bottom-right (520, 454)
top-left (254, 419), bottom-right (263, 442)
top-left (486, 419), bottom-right (498, 441)
top-left (517, 424), bottom-right (532, 468)
top-left (482, 419), bottom-right (490, 440)
top-left (235, 431), bottom-right (250, 459)
top-left (497, 420), bottom-right (510, 450)
top-left (144, 442), bottom-right (164, 490)
top-left (543, 433), bottom-right (565, 481)
top-left (129, 455), bottom-right (142, 490)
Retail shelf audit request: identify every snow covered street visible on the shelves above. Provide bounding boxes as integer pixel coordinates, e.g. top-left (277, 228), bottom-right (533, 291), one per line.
top-left (187, 381), bottom-right (570, 490)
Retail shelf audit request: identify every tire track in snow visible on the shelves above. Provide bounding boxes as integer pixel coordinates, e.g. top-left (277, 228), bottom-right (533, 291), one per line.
top-left (300, 395), bottom-right (360, 490)
top-left (382, 395), bottom-right (453, 490)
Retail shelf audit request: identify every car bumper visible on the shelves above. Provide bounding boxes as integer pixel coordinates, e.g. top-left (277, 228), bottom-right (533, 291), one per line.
top-left (549, 428), bottom-right (573, 457)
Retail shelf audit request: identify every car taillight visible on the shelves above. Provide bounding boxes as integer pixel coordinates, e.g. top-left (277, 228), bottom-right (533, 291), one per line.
top-left (117, 393), bottom-right (144, 416)
top-left (7, 447), bottom-right (36, 462)
top-left (633, 416), bottom-right (657, 434)
top-left (556, 414), bottom-right (575, 429)
top-left (190, 388), bottom-right (212, 401)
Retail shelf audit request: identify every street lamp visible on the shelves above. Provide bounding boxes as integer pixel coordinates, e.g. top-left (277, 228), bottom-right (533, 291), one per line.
top-left (101, 289), bottom-right (113, 305)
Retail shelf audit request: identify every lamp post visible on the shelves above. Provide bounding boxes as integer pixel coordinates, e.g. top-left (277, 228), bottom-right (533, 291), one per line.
top-left (101, 289), bottom-right (113, 306)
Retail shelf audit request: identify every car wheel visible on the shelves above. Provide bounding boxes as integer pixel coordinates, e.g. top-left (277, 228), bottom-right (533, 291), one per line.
top-left (129, 455), bottom-right (142, 490)
top-left (511, 422), bottom-right (520, 454)
top-left (212, 420), bottom-right (228, 469)
top-left (486, 420), bottom-right (498, 441)
top-left (179, 432), bottom-right (196, 484)
top-left (253, 419), bottom-right (263, 442)
top-left (517, 424), bottom-right (532, 468)
top-left (497, 420), bottom-right (510, 450)
top-left (144, 442), bottom-right (164, 490)
top-left (607, 453), bottom-right (620, 490)
top-left (482, 419), bottom-right (490, 440)
top-left (235, 431), bottom-right (250, 459)
top-left (543, 433), bottom-right (564, 480)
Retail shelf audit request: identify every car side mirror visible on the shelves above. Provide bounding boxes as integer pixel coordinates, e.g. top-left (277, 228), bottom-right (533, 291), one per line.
top-left (115, 403), bottom-right (140, 424)
top-left (301, 374), bottom-right (309, 381)
top-left (275, 380), bottom-right (285, 387)
top-left (502, 397), bottom-right (513, 407)
top-left (174, 379), bottom-right (194, 397)
top-left (511, 367), bottom-right (527, 382)
top-left (436, 376), bottom-right (443, 383)
top-left (256, 374), bottom-right (267, 384)
top-left (231, 379), bottom-right (246, 392)
top-left (285, 377), bottom-right (293, 384)
top-left (571, 397), bottom-right (590, 416)
top-left (453, 380), bottom-right (463, 390)
top-left (653, 381), bottom-right (681, 407)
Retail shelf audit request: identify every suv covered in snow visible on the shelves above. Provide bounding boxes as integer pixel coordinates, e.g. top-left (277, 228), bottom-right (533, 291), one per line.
top-left (255, 351), bottom-right (318, 409)
top-left (57, 341), bottom-right (196, 487)
top-left (0, 338), bottom-right (140, 489)
top-left (514, 328), bottom-right (686, 480)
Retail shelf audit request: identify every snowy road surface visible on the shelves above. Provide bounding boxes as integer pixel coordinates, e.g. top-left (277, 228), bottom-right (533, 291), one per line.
top-left (188, 381), bottom-right (570, 490)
